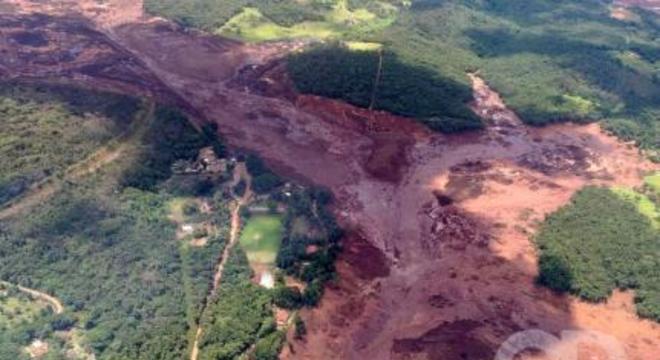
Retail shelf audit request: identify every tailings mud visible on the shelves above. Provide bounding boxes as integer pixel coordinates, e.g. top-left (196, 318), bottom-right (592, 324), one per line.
top-left (2, 2), bottom-right (659, 359)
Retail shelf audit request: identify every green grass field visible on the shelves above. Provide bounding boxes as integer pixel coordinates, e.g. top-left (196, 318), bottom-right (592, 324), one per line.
top-left (645, 173), bottom-right (660, 196)
top-left (239, 215), bottom-right (284, 265)
top-left (612, 187), bottom-right (659, 228)
top-left (217, 1), bottom-right (396, 42)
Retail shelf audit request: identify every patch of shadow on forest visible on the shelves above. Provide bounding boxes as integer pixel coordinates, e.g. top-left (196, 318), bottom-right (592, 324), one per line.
top-left (287, 44), bottom-right (483, 133)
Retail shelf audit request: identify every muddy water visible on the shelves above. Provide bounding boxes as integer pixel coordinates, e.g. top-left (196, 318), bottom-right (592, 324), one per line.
top-left (1, 3), bottom-right (659, 359)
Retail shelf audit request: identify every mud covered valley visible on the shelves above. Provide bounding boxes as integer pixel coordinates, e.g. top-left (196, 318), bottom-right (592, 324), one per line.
top-left (1, 1), bottom-right (659, 359)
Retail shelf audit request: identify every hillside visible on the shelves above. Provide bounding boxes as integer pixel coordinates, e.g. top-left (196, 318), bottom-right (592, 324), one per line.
top-left (146, 0), bottom-right (660, 157)
top-left (0, 1), bottom-right (658, 360)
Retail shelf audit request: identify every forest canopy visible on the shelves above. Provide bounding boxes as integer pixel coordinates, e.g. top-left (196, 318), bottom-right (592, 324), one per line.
top-left (146, 0), bottom-right (660, 151)
top-left (535, 187), bottom-right (660, 321)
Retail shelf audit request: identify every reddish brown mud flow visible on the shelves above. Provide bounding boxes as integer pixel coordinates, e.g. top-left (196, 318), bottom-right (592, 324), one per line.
top-left (2, 2), bottom-right (660, 359)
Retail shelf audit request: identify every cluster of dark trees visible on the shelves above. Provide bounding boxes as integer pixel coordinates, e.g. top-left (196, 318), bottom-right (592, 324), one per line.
top-left (121, 107), bottom-right (225, 192)
top-left (271, 188), bottom-right (342, 309)
top-left (287, 44), bottom-right (483, 133)
top-left (536, 187), bottom-right (660, 321)
top-left (245, 154), bottom-right (284, 194)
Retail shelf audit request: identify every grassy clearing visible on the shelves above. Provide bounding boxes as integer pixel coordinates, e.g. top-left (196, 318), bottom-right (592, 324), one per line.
top-left (240, 215), bottom-right (284, 265)
top-left (218, 7), bottom-right (337, 42)
top-left (345, 41), bottom-right (383, 51)
top-left (217, 1), bottom-right (396, 42)
top-left (146, 0), bottom-right (398, 43)
top-left (0, 287), bottom-right (49, 328)
top-left (645, 173), bottom-right (660, 196)
top-left (612, 187), bottom-right (659, 228)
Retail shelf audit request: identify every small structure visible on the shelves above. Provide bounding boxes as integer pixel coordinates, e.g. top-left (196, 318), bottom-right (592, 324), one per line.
top-left (198, 147), bottom-right (227, 174)
top-left (171, 147), bottom-right (228, 175)
top-left (259, 271), bottom-right (275, 289)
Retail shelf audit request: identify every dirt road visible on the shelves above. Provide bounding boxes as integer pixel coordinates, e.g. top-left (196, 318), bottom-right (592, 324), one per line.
top-left (190, 163), bottom-right (253, 360)
top-left (1, 2), bottom-right (659, 359)
top-left (0, 101), bottom-right (155, 221)
top-left (1, 280), bottom-right (64, 314)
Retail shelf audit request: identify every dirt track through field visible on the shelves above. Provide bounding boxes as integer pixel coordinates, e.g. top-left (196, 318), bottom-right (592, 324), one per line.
top-left (190, 163), bottom-right (252, 360)
top-left (0, 280), bottom-right (64, 314)
top-left (0, 101), bottom-right (155, 221)
top-left (1, 2), bottom-right (659, 359)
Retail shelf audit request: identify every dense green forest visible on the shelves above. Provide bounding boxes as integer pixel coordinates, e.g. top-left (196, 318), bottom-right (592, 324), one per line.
top-left (0, 81), bottom-right (343, 358)
top-left (288, 44), bottom-right (481, 132)
top-left (392, 0), bottom-right (659, 151)
top-left (0, 82), bottom-right (139, 207)
top-left (536, 186), bottom-right (660, 321)
top-left (0, 90), bottom-right (231, 358)
top-left (197, 247), bottom-right (280, 360)
top-left (0, 283), bottom-right (66, 360)
top-left (146, 0), bottom-right (659, 153)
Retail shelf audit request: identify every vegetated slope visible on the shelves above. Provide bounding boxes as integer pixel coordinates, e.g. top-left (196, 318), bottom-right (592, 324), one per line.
top-left (0, 283), bottom-right (61, 359)
top-left (395, 0), bottom-right (660, 127)
top-left (144, 0), bottom-right (327, 31)
top-left (295, 0), bottom-right (659, 149)
top-left (0, 82), bottom-right (139, 206)
top-left (0, 96), bottom-right (230, 359)
top-left (536, 186), bottom-right (660, 321)
top-left (144, 0), bottom-right (401, 39)
top-left (148, 0), bottom-right (659, 151)
top-left (287, 44), bottom-right (481, 132)
top-left (0, 78), bottom-right (343, 358)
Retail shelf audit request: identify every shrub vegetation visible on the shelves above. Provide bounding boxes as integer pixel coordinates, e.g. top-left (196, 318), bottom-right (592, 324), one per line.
top-left (0, 93), bottom-right (230, 359)
top-left (536, 187), bottom-right (660, 321)
top-left (0, 82), bottom-right (139, 206)
top-left (198, 247), bottom-right (278, 360)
